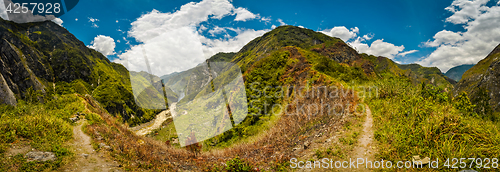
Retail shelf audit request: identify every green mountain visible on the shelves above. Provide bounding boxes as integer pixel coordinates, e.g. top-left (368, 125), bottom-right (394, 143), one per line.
top-left (2, 21), bottom-right (499, 171)
top-left (0, 18), bottom-right (158, 126)
top-left (445, 64), bottom-right (475, 82)
top-left (397, 63), bottom-right (456, 88)
top-left (454, 43), bottom-right (500, 113)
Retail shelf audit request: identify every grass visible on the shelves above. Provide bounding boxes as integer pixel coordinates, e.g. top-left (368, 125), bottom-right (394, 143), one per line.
top-left (0, 94), bottom-right (86, 171)
top-left (367, 76), bottom-right (500, 170)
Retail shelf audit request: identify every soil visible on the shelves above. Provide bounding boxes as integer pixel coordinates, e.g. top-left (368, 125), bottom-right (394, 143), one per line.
top-left (352, 105), bottom-right (376, 171)
top-left (61, 119), bottom-right (121, 172)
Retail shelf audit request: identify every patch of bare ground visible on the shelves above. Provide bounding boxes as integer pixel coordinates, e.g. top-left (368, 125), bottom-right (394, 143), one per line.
top-left (351, 105), bottom-right (376, 172)
top-left (61, 119), bottom-right (122, 172)
top-left (79, 48), bottom-right (366, 171)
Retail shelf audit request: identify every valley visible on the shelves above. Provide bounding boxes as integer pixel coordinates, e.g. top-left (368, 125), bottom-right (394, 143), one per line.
top-left (0, 17), bottom-right (500, 172)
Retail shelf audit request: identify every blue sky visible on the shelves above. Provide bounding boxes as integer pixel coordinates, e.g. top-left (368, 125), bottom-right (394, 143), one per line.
top-left (5, 0), bottom-right (500, 75)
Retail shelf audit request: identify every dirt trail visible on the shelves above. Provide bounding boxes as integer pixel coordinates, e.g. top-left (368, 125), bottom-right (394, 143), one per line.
top-left (352, 105), bottom-right (376, 171)
top-left (62, 119), bottom-right (121, 172)
top-left (133, 103), bottom-right (176, 136)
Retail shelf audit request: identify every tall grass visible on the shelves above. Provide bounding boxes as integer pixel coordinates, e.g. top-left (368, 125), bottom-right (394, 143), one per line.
top-left (367, 76), bottom-right (500, 170)
top-left (0, 94), bottom-right (85, 171)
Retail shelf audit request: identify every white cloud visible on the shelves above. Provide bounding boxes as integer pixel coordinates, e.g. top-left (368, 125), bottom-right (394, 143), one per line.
top-left (418, 1), bottom-right (500, 72)
top-left (127, 0), bottom-right (235, 43)
top-left (424, 30), bottom-right (463, 47)
top-left (398, 50), bottom-right (418, 57)
top-left (116, 27), bottom-right (205, 77)
top-left (233, 7), bottom-right (258, 21)
top-left (200, 28), bottom-right (269, 59)
top-left (0, 0), bottom-right (7, 20)
top-left (87, 35), bottom-right (116, 56)
top-left (320, 26), bottom-right (359, 42)
top-left (88, 17), bottom-right (99, 28)
top-left (271, 25), bottom-right (277, 29)
top-left (114, 0), bottom-right (268, 76)
top-left (51, 18), bottom-right (63, 26)
top-left (277, 18), bottom-right (286, 26)
top-left (320, 26), bottom-right (408, 59)
top-left (88, 17), bottom-right (99, 22)
top-left (445, 0), bottom-right (489, 24)
top-left (261, 17), bottom-right (271, 23)
top-left (350, 38), bottom-right (405, 59)
top-left (208, 26), bottom-right (227, 36)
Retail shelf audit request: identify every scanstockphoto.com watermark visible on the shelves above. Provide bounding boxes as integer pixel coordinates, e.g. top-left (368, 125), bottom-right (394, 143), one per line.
top-left (290, 158), bottom-right (437, 169)
top-left (247, 82), bottom-right (379, 117)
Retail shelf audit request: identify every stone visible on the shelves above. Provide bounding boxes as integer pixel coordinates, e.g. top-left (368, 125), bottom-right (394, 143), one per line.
top-left (99, 143), bottom-right (111, 150)
top-left (24, 151), bottom-right (56, 162)
top-left (69, 117), bottom-right (79, 122)
top-left (303, 141), bottom-right (311, 149)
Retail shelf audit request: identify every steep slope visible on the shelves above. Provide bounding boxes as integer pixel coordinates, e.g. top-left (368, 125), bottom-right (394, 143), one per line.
top-left (445, 64), bottom-right (475, 82)
top-left (454, 43), bottom-right (500, 112)
top-left (0, 18), bottom-right (157, 126)
top-left (397, 63), bottom-right (456, 88)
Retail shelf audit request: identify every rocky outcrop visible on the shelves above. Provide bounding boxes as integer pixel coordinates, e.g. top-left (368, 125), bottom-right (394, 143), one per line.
top-left (311, 41), bottom-right (361, 63)
top-left (25, 151), bottom-right (57, 162)
top-left (454, 43), bottom-right (500, 112)
top-left (0, 73), bottom-right (16, 106)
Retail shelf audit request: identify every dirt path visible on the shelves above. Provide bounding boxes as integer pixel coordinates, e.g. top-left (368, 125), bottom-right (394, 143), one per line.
top-left (62, 119), bottom-right (121, 172)
top-left (133, 103), bottom-right (176, 136)
top-left (352, 105), bottom-right (376, 171)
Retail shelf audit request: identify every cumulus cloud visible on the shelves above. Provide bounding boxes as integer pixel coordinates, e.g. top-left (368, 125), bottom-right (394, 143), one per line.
top-left (445, 0), bottom-right (489, 24)
top-left (349, 38), bottom-right (405, 59)
top-left (117, 27), bottom-right (205, 77)
top-left (0, 0), bottom-right (8, 20)
top-left (320, 26), bottom-right (359, 42)
top-left (320, 26), bottom-right (408, 59)
top-left (200, 28), bottom-right (269, 59)
top-left (51, 18), bottom-right (63, 26)
top-left (87, 35), bottom-right (116, 56)
top-left (418, 0), bottom-right (500, 72)
top-left (233, 7), bottom-right (258, 21)
top-left (114, 0), bottom-right (267, 76)
top-left (424, 30), bottom-right (463, 47)
top-left (208, 26), bottom-right (227, 36)
top-left (0, 0), bottom-right (56, 23)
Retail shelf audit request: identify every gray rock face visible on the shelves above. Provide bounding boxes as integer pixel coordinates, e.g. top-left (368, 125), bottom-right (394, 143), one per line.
top-left (25, 151), bottom-right (57, 162)
top-left (0, 73), bottom-right (16, 106)
top-left (0, 18), bottom-right (107, 106)
top-left (454, 43), bottom-right (500, 112)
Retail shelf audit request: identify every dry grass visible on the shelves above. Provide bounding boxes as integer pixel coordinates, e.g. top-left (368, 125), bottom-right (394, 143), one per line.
top-left (77, 48), bottom-right (361, 171)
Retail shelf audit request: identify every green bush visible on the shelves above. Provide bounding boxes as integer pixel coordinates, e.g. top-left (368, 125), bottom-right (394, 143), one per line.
top-left (211, 157), bottom-right (255, 172)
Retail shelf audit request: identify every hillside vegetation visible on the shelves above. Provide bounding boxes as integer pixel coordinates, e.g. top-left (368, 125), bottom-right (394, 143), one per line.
top-left (1, 22), bottom-right (500, 171)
